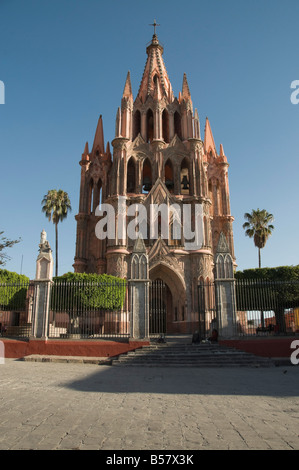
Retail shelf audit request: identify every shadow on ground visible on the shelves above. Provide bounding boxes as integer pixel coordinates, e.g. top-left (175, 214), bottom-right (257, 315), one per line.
top-left (64, 363), bottom-right (299, 397)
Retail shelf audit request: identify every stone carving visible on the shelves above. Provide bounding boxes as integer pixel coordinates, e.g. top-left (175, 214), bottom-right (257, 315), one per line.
top-left (216, 232), bottom-right (230, 253)
top-left (38, 229), bottom-right (51, 253)
top-left (40, 229), bottom-right (47, 245)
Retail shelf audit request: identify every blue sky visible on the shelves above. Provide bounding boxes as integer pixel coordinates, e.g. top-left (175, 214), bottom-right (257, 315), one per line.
top-left (0, 0), bottom-right (299, 279)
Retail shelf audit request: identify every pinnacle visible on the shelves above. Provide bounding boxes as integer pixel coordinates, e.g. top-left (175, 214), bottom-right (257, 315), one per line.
top-left (204, 117), bottom-right (217, 155)
top-left (122, 71), bottom-right (133, 99)
top-left (92, 115), bottom-right (105, 155)
top-left (182, 73), bottom-right (191, 99)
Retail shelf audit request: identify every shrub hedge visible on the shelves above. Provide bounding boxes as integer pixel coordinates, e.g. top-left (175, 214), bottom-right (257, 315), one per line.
top-left (0, 269), bottom-right (30, 310)
top-left (52, 272), bottom-right (127, 311)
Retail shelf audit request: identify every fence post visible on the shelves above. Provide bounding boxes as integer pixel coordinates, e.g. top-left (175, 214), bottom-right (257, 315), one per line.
top-left (215, 232), bottom-right (237, 338)
top-left (31, 230), bottom-right (54, 339)
top-left (129, 237), bottom-right (150, 340)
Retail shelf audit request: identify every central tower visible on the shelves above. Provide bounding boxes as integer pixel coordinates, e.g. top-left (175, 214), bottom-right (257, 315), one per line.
top-left (74, 29), bottom-right (235, 334)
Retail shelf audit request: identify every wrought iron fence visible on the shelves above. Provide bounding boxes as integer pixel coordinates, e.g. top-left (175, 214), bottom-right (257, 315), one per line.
top-left (49, 279), bottom-right (129, 338)
top-left (0, 281), bottom-right (32, 337)
top-left (1, 276), bottom-right (298, 340)
top-left (197, 279), bottom-right (299, 338)
top-left (235, 279), bottom-right (299, 336)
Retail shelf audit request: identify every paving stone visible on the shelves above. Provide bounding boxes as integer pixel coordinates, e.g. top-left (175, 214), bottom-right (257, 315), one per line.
top-left (0, 359), bottom-right (299, 450)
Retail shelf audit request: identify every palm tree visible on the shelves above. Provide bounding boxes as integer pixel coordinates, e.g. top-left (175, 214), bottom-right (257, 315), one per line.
top-left (41, 190), bottom-right (72, 277)
top-left (243, 208), bottom-right (274, 268)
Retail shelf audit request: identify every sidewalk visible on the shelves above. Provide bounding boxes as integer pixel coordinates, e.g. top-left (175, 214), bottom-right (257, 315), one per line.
top-left (0, 358), bottom-right (298, 450)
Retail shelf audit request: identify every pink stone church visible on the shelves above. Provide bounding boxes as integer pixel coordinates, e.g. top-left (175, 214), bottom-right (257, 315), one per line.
top-left (73, 28), bottom-right (236, 334)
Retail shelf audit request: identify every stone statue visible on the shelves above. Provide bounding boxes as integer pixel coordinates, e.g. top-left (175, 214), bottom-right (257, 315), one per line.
top-left (39, 229), bottom-right (51, 253)
top-left (40, 229), bottom-right (47, 245)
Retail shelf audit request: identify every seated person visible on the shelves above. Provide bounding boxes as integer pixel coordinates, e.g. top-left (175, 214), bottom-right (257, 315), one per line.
top-left (208, 329), bottom-right (218, 343)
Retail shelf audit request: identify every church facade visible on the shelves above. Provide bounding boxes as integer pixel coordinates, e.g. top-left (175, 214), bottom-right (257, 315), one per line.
top-left (73, 30), bottom-right (236, 334)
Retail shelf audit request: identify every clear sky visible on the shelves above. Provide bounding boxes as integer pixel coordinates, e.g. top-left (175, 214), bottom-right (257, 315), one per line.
top-left (0, 0), bottom-right (299, 279)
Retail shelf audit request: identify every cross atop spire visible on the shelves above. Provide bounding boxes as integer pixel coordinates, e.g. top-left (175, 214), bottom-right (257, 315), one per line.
top-left (149, 19), bottom-right (160, 36)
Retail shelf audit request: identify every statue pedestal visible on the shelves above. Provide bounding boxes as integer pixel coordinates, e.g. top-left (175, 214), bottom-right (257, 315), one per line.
top-left (31, 230), bottom-right (54, 339)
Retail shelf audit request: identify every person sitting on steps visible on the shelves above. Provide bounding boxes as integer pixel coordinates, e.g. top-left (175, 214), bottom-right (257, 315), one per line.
top-left (208, 329), bottom-right (218, 343)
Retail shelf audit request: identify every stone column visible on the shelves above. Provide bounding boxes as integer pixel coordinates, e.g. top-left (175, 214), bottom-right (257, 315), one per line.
top-left (31, 230), bottom-right (54, 339)
top-left (215, 232), bottom-right (236, 338)
top-left (129, 237), bottom-right (150, 340)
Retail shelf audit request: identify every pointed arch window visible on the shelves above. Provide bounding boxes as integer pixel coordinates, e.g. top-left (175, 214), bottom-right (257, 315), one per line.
top-left (127, 158), bottom-right (136, 193)
top-left (142, 158), bottom-right (152, 193)
top-left (208, 180), bottom-right (213, 215)
top-left (88, 178), bottom-right (102, 214)
top-left (216, 254), bottom-right (225, 279)
top-left (133, 110), bottom-right (141, 141)
top-left (180, 157), bottom-right (190, 195)
top-left (94, 179), bottom-right (102, 211)
top-left (88, 179), bottom-right (94, 214)
top-left (164, 158), bottom-right (174, 193)
top-left (174, 111), bottom-right (182, 140)
top-left (146, 109), bottom-right (154, 143)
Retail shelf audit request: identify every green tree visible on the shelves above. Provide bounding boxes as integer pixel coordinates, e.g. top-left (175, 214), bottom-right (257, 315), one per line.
top-left (0, 269), bottom-right (29, 311)
top-left (0, 231), bottom-right (21, 266)
top-left (242, 209), bottom-right (274, 268)
top-left (41, 190), bottom-right (71, 277)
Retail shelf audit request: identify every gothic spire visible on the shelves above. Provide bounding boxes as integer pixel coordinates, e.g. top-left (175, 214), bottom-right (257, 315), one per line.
top-left (92, 115), bottom-right (105, 155)
top-left (83, 141), bottom-right (89, 155)
top-left (182, 73), bottom-right (191, 101)
top-left (136, 30), bottom-right (173, 104)
top-left (122, 71), bottom-right (133, 100)
top-left (204, 117), bottom-right (217, 156)
top-left (219, 143), bottom-right (228, 162)
top-left (219, 143), bottom-right (225, 157)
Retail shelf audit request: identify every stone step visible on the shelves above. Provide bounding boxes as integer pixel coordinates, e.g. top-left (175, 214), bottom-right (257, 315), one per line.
top-left (112, 361), bottom-right (274, 368)
top-left (118, 354), bottom-right (270, 359)
top-left (114, 358), bottom-right (273, 365)
top-left (126, 349), bottom-right (251, 355)
top-left (116, 352), bottom-right (270, 359)
top-left (112, 342), bottom-right (275, 368)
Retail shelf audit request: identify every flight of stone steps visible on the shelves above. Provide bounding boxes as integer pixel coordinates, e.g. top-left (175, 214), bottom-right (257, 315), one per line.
top-left (112, 338), bottom-right (276, 368)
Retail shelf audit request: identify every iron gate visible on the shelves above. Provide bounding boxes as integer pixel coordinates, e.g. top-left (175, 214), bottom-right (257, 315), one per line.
top-left (197, 281), bottom-right (218, 339)
top-left (149, 279), bottom-right (167, 335)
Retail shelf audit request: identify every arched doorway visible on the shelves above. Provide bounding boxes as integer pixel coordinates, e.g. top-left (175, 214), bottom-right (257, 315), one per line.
top-left (150, 263), bottom-right (186, 335)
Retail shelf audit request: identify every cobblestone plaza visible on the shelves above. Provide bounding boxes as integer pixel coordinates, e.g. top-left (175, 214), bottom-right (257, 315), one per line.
top-left (0, 359), bottom-right (298, 450)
